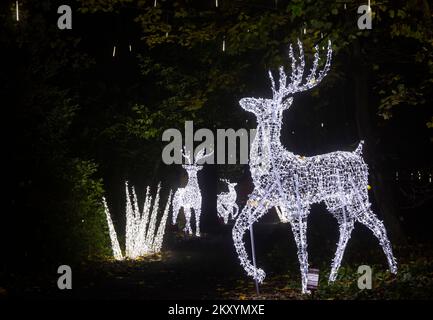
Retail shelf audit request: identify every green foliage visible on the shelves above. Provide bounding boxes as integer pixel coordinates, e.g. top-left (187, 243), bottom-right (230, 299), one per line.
top-left (75, 0), bottom-right (432, 135)
top-left (55, 159), bottom-right (110, 260)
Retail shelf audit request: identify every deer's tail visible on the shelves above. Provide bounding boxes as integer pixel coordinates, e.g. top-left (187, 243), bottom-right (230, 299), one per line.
top-left (354, 140), bottom-right (364, 156)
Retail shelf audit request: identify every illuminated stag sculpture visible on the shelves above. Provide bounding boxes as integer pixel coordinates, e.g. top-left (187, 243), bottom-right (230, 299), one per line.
top-left (172, 147), bottom-right (212, 237)
top-left (217, 179), bottom-right (239, 224)
top-left (232, 40), bottom-right (397, 293)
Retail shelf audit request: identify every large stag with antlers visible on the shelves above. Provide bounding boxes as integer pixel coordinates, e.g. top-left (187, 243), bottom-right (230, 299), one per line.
top-left (172, 147), bottom-right (212, 237)
top-left (233, 40), bottom-right (397, 293)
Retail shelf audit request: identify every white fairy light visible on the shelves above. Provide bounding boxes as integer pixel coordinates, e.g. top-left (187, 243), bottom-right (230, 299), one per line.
top-left (154, 0), bottom-right (157, 7)
top-left (222, 38), bottom-right (226, 52)
top-left (129, 44), bottom-right (132, 52)
top-left (103, 182), bottom-right (172, 260)
top-left (233, 39), bottom-right (397, 294)
top-left (215, 0), bottom-right (219, 8)
top-left (217, 179), bottom-right (239, 224)
top-left (112, 46), bottom-right (116, 57)
top-left (172, 147), bottom-right (213, 237)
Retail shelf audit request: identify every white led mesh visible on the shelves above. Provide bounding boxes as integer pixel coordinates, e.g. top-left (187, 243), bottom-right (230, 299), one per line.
top-left (232, 40), bottom-right (397, 293)
top-left (103, 182), bottom-right (172, 260)
top-left (217, 179), bottom-right (239, 224)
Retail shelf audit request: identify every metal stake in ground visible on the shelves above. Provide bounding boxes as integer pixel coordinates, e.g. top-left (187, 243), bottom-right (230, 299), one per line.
top-left (250, 224), bottom-right (260, 295)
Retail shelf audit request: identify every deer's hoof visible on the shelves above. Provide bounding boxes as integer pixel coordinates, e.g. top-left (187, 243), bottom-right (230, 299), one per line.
top-left (254, 268), bottom-right (266, 283)
top-left (328, 273), bottom-right (337, 283)
top-left (390, 265), bottom-right (398, 274)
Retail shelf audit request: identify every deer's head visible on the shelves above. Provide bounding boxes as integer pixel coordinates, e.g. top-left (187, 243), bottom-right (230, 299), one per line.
top-left (181, 147), bottom-right (213, 174)
top-left (240, 40), bottom-right (332, 124)
top-left (220, 179), bottom-right (237, 190)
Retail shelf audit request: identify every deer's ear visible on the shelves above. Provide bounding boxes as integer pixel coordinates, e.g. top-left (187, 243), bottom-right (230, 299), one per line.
top-left (282, 97), bottom-right (293, 110)
top-left (239, 97), bottom-right (260, 113)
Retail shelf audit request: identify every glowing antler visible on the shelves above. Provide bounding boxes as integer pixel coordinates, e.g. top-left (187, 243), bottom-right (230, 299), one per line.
top-left (269, 40), bottom-right (332, 102)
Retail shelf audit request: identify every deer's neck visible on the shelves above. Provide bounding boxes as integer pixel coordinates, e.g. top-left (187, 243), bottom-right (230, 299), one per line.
top-left (228, 185), bottom-right (235, 194)
top-left (186, 172), bottom-right (199, 187)
top-left (256, 121), bottom-right (283, 152)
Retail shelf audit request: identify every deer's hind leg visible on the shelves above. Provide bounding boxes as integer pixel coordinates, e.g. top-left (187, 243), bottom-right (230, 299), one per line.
top-left (357, 207), bottom-right (397, 274)
top-left (349, 185), bottom-right (397, 274)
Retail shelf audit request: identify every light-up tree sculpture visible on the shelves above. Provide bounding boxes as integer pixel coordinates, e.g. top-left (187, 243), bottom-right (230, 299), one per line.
top-left (217, 179), bottom-right (239, 224)
top-left (232, 40), bottom-right (397, 294)
top-left (103, 182), bottom-right (172, 260)
top-left (172, 147), bottom-right (213, 237)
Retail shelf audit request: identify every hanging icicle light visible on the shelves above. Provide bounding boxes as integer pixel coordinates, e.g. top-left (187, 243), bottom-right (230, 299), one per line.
top-left (154, 0), bottom-right (157, 7)
top-left (16, 1), bottom-right (19, 21)
top-left (103, 182), bottom-right (172, 260)
top-left (222, 37), bottom-right (226, 52)
top-left (129, 44), bottom-right (132, 52)
top-left (232, 39), bottom-right (397, 294)
top-left (112, 46), bottom-right (116, 57)
top-left (215, 0), bottom-right (219, 8)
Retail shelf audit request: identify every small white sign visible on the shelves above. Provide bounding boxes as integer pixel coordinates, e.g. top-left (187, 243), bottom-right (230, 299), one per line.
top-left (307, 268), bottom-right (319, 291)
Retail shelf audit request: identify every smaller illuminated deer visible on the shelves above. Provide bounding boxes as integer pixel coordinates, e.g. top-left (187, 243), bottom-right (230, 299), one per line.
top-left (217, 179), bottom-right (239, 224)
top-left (172, 147), bottom-right (213, 236)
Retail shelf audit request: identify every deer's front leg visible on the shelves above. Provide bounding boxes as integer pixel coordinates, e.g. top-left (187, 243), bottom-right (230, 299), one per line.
top-left (184, 207), bottom-right (193, 235)
top-left (232, 193), bottom-right (268, 283)
top-left (289, 213), bottom-right (310, 294)
top-left (194, 206), bottom-right (201, 237)
top-left (232, 203), bottom-right (239, 220)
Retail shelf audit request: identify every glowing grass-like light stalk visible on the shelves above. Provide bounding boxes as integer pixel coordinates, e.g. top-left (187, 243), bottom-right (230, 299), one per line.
top-left (103, 182), bottom-right (172, 260)
top-left (103, 197), bottom-right (123, 261)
